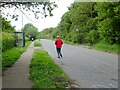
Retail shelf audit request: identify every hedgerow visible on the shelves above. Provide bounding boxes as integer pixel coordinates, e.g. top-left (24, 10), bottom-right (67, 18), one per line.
top-left (2, 32), bottom-right (15, 52)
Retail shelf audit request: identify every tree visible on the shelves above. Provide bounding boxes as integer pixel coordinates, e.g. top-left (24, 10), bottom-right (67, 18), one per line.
top-left (38, 27), bottom-right (54, 39)
top-left (1, 16), bottom-right (16, 33)
top-left (22, 23), bottom-right (38, 40)
top-left (95, 2), bottom-right (120, 43)
top-left (0, 1), bottom-right (57, 20)
top-left (54, 2), bottom-right (97, 43)
top-left (39, 2), bottom-right (120, 45)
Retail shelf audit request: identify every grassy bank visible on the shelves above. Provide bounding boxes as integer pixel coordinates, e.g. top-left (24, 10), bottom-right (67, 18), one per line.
top-left (34, 40), bottom-right (42, 47)
top-left (93, 41), bottom-right (120, 53)
top-left (2, 41), bottom-right (32, 70)
top-left (29, 49), bottom-right (71, 88)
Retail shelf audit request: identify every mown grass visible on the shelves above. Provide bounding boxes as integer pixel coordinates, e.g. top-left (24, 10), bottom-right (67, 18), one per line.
top-left (29, 49), bottom-right (71, 88)
top-left (34, 40), bottom-right (41, 47)
top-left (2, 41), bottom-right (32, 70)
top-left (93, 41), bottom-right (120, 53)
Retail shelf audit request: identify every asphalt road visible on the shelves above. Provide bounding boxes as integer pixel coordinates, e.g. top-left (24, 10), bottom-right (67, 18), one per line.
top-left (40, 39), bottom-right (118, 88)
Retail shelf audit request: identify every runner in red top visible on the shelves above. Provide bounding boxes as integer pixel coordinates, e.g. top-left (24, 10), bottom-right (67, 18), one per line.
top-left (55, 36), bottom-right (63, 58)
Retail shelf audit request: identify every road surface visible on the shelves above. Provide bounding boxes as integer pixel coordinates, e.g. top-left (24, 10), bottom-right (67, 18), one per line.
top-left (40, 39), bottom-right (118, 88)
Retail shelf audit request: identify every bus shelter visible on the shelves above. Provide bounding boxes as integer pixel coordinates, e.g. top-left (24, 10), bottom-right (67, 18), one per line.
top-left (14, 32), bottom-right (25, 47)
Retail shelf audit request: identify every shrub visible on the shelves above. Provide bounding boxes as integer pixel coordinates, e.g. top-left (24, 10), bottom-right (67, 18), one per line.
top-left (85, 30), bottom-right (99, 44)
top-left (25, 37), bottom-right (30, 41)
top-left (2, 32), bottom-right (15, 52)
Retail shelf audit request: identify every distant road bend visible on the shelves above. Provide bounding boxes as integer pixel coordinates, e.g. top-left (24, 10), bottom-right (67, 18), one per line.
top-left (40, 39), bottom-right (118, 88)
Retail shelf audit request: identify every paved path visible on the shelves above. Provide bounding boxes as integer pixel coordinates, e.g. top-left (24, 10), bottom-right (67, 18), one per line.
top-left (2, 42), bottom-right (34, 88)
top-left (40, 39), bottom-right (118, 88)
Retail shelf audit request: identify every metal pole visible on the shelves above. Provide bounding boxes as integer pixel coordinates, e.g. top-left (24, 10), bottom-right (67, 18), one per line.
top-left (22, 12), bottom-right (23, 29)
top-left (22, 12), bottom-right (24, 47)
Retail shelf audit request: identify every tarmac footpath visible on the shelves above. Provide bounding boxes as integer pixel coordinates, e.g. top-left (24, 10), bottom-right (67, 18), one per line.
top-left (2, 42), bottom-right (34, 88)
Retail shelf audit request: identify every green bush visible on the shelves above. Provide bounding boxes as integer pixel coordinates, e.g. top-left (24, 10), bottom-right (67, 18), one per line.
top-left (25, 37), bottom-right (30, 41)
top-left (2, 32), bottom-right (15, 52)
top-left (85, 30), bottom-right (99, 44)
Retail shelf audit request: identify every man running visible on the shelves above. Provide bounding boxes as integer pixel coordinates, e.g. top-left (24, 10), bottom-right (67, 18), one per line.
top-left (55, 36), bottom-right (63, 58)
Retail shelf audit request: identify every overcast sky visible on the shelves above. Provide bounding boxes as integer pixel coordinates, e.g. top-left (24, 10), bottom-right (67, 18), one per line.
top-left (3, 0), bottom-right (74, 32)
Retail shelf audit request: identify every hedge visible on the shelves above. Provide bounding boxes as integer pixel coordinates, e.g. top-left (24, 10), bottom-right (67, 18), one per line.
top-left (2, 32), bottom-right (15, 52)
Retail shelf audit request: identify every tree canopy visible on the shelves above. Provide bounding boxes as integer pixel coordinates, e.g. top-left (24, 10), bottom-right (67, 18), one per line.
top-left (1, 16), bottom-right (16, 33)
top-left (37, 27), bottom-right (53, 39)
top-left (0, 1), bottom-right (57, 20)
top-left (22, 23), bottom-right (38, 39)
top-left (39, 2), bottom-right (120, 44)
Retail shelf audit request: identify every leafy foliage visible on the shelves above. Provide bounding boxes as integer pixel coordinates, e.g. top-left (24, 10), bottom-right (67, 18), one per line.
top-left (39, 2), bottom-right (120, 46)
top-left (1, 16), bottom-right (15, 52)
top-left (1, 2), bottom-right (57, 20)
top-left (2, 32), bottom-right (15, 52)
top-left (38, 27), bottom-right (53, 39)
top-left (95, 2), bottom-right (120, 44)
top-left (86, 30), bottom-right (99, 44)
top-left (1, 17), bottom-right (16, 33)
top-left (22, 23), bottom-right (38, 40)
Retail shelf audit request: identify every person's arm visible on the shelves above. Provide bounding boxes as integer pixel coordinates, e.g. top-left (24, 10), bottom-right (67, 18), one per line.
top-left (55, 40), bottom-right (57, 45)
top-left (61, 40), bottom-right (63, 45)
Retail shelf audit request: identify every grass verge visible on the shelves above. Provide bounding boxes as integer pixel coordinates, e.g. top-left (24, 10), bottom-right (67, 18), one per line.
top-left (93, 41), bottom-right (120, 53)
top-left (29, 49), bottom-right (71, 88)
top-left (34, 41), bottom-right (41, 47)
top-left (2, 41), bottom-right (32, 70)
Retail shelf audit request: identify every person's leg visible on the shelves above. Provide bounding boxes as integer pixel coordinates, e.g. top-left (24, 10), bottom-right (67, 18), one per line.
top-left (56, 48), bottom-right (60, 58)
top-left (59, 48), bottom-right (62, 57)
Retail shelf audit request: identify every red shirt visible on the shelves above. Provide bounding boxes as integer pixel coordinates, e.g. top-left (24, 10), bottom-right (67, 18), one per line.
top-left (55, 38), bottom-right (63, 48)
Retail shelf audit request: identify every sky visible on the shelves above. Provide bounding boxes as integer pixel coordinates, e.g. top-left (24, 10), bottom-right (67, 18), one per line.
top-left (3, 0), bottom-right (74, 32)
